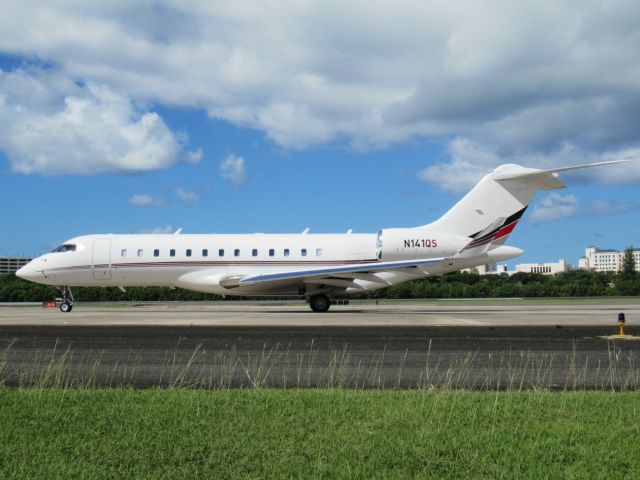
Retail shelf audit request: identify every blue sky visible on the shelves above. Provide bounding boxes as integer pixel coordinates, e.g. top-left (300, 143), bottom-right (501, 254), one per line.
top-left (1, 2), bottom-right (639, 267)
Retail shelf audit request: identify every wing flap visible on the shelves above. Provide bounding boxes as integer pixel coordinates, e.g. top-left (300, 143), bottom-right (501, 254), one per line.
top-left (304, 278), bottom-right (365, 289)
top-left (332, 272), bottom-right (392, 285)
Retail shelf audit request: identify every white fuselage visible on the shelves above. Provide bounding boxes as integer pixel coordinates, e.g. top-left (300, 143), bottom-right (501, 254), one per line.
top-left (16, 231), bottom-right (521, 296)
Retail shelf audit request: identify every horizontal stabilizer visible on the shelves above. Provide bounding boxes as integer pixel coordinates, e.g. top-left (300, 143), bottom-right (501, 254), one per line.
top-left (494, 160), bottom-right (629, 182)
top-left (493, 159), bottom-right (627, 180)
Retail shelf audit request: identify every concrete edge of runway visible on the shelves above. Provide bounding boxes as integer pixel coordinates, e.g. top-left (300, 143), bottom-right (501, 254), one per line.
top-left (0, 302), bottom-right (639, 328)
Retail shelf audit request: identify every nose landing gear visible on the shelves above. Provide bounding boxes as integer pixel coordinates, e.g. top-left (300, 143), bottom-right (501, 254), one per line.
top-left (57, 286), bottom-right (74, 313)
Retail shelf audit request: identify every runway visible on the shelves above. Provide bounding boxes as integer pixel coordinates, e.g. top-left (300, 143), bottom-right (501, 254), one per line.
top-left (0, 301), bottom-right (638, 326)
top-left (0, 302), bottom-right (639, 389)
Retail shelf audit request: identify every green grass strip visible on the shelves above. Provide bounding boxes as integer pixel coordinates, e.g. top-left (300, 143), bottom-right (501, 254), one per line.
top-left (1, 389), bottom-right (639, 479)
top-left (355, 297), bottom-right (640, 306)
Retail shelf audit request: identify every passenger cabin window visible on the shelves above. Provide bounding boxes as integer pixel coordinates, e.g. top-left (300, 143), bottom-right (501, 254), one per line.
top-left (137, 249), bottom-right (143, 257)
top-left (269, 249), bottom-right (275, 257)
top-left (121, 249), bottom-right (127, 257)
top-left (186, 249), bottom-right (192, 257)
top-left (170, 249), bottom-right (176, 257)
top-left (284, 249), bottom-right (290, 257)
top-left (252, 249), bottom-right (258, 257)
top-left (202, 249), bottom-right (208, 257)
top-left (316, 248), bottom-right (322, 256)
top-left (154, 249), bottom-right (159, 257)
top-left (51, 244), bottom-right (77, 253)
top-left (218, 249), bottom-right (224, 257)
top-left (234, 249), bottom-right (240, 257)
top-left (301, 249), bottom-right (307, 257)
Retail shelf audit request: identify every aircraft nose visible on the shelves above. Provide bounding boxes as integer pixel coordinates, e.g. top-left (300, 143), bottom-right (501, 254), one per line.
top-left (16, 263), bottom-right (39, 281)
top-left (16, 265), bottom-right (27, 279)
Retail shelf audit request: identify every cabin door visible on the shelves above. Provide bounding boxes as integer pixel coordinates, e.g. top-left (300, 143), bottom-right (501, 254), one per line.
top-left (92, 239), bottom-right (112, 280)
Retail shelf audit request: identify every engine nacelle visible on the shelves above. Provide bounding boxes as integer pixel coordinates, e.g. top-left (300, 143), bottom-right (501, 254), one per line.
top-left (376, 228), bottom-right (468, 261)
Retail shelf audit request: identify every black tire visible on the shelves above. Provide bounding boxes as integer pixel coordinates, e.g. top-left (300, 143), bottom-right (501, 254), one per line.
top-left (59, 302), bottom-right (73, 313)
top-left (309, 294), bottom-right (331, 313)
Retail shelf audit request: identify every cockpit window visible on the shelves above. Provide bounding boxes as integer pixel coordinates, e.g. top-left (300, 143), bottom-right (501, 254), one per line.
top-left (51, 244), bottom-right (76, 253)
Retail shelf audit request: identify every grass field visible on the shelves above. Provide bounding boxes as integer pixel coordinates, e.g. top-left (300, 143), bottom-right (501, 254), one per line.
top-left (1, 389), bottom-right (639, 478)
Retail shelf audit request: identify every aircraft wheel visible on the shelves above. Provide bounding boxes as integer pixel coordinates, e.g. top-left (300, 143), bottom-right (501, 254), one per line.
top-left (309, 294), bottom-right (331, 313)
top-left (59, 302), bottom-right (73, 313)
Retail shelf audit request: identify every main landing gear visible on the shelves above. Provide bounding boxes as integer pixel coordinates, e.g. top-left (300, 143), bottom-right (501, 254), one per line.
top-left (308, 294), bottom-right (331, 313)
top-left (57, 286), bottom-right (74, 313)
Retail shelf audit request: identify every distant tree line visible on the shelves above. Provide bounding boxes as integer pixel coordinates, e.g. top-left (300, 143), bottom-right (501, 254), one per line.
top-left (354, 269), bottom-right (640, 299)
top-left (0, 274), bottom-right (224, 302)
top-left (1, 269), bottom-right (639, 302)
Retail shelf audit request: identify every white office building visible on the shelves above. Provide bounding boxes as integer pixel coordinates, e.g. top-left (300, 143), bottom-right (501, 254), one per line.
top-left (462, 263), bottom-right (510, 275)
top-left (515, 259), bottom-right (572, 275)
top-left (578, 246), bottom-right (640, 272)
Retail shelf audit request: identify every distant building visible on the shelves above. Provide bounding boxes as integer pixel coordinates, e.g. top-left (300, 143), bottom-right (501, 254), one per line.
top-left (462, 263), bottom-right (510, 275)
top-left (579, 246), bottom-right (640, 272)
top-left (0, 256), bottom-right (32, 274)
top-left (515, 259), bottom-right (572, 275)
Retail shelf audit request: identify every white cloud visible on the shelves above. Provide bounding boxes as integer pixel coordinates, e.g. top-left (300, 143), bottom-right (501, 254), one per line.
top-left (129, 194), bottom-right (154, 206)
top-left (0, 68), bottom-right (201, 175)
top-left (529, 193), bottom-right (580, 223)
top-left (418, 138), bottom-right (640, 194)
top-left (0, 2), bottom-right (639, 181)
top-left (176, 187), bottom-right (198, 204)
top-left (128, 194), bottom-right (166, 207)
top-left (526, 195), bottom-right (634, 224)
top-left (582, 148), bottom-right (640, 185)
top-left (136, 225), bottom-right (175, 234)
top-left (588, 200), bottom-right (636, 216)
top-left (184, 150), bottom-right (203, 164)
top-left (129, 188), bottom-right (200, 206)
top-left (219, 154), bottom-right (248, 186)
top-left (0, 2), bottom-right (638, 152)
top-left (417, 138), bottom-right (502, 194)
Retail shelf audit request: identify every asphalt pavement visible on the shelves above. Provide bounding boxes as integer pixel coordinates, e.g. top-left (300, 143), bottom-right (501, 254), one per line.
top-left (1, 303), bottom-right (639, 389)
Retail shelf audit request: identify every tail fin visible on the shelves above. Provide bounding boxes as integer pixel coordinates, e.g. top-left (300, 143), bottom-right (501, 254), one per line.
top-left (424, 160), bottom-right (627, 239)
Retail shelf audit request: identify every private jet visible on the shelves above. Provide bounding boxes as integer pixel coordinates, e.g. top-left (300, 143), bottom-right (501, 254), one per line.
top-left (16, 161), bottom-right (625, 312)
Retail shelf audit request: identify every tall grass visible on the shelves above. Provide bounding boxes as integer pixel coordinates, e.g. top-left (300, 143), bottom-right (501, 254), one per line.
top-left (1, 339), bottom-right (639, 390)
top-left (1, 389), bottom-right (640, 478)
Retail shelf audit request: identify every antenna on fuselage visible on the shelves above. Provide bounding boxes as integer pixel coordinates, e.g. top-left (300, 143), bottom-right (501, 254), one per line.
top-left (174, 228), bottom-right (182, 235)
top-left (301, 228), bottom-right (309, 234)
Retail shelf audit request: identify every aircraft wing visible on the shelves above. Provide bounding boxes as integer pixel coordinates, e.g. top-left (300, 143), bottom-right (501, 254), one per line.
top-left (232, 257), bottom-right (447, 288)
